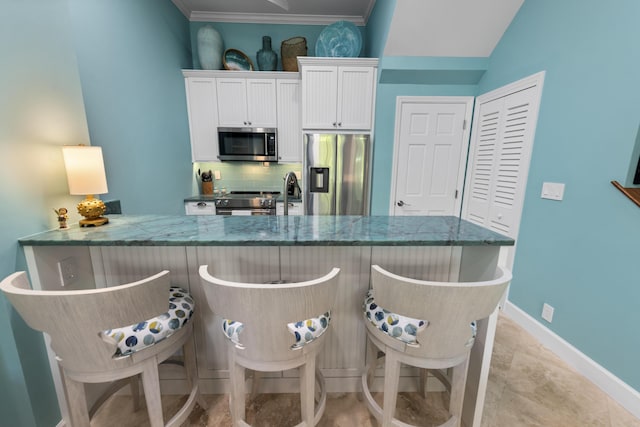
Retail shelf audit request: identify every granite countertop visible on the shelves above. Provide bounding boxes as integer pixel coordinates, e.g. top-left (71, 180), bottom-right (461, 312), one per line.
top-left (19, 215), bottom-right (514, 247)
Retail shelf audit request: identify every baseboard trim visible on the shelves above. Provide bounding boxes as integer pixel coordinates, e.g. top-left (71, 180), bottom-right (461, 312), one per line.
top-left (503, 301), bottom-right (640, 419)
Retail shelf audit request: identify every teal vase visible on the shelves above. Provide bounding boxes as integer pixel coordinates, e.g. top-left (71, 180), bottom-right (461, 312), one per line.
top-left (257, 36), bottom-right (277, 71)
top-left (197, 25), bottom-right (223, 70)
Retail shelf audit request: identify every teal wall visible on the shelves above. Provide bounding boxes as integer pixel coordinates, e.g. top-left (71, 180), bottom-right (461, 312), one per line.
top-left (0, 1), bottom-right (192, 424)
top-left (0, 0), bottom-right (89, 425)
top-left (68, 0), bottom-right (193, 215)
top-left (480, 0), bottom-right (640, 389)
top-left (364, 0), bottom-right (396, 58)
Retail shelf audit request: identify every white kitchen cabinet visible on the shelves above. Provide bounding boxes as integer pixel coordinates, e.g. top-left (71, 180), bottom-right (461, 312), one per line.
top-left (184, 77), bottom-right (219, 162)
top-left (216, 78), bottom-right (277, 128)
top-left (299, 57), bottom-right (378, 131)
top-left (276, 79), bottom-right (301, 162)
top-left (276, 201), bottom-right (303, 215)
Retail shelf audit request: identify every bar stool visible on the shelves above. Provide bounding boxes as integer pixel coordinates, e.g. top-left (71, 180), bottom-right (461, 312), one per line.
top-left (0, 270), bottom-right (204, 427)
top-left (199, 265), bottom-right (340, 427)
top-left (361, 265), bottom-right (512, 427)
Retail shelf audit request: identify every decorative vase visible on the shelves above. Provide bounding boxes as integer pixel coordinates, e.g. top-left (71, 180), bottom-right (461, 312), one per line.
top-left (197, 25), bottom-right (223, 70)
top-left (281, 37), bottom-right (307, 72)
top-left (256, 36), bottom-right (277, 71)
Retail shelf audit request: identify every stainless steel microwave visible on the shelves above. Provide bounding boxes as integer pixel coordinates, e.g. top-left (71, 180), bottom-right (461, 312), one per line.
top-left (218, 127), bottom-right (278, 162)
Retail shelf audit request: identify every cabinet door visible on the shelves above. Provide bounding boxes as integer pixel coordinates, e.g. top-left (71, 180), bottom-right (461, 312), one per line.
top-left (336, 66), bottom-right (375, 130)
top-left (246, 79), bottom-right (277, 127)
top-left (301, 66), bottom-right (338, 129)
top-left (276, 79), bottom-right (301, 162)
top-left (216, 78), bottom-right (248, 127)
top-left (185, 77), bottom-right (219, 162)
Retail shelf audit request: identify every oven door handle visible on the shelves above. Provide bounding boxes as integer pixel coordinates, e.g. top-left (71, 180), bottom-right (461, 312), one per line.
top-left (216, 209), bottom-right (275, 216)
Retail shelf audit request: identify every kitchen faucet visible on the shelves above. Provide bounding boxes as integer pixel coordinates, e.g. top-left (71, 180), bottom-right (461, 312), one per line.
top-left (283, 171), bottom-right (300, 216)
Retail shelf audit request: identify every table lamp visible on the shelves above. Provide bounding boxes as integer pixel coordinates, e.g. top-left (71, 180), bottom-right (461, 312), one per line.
top-left (62, 145), bottom-right (109, 227)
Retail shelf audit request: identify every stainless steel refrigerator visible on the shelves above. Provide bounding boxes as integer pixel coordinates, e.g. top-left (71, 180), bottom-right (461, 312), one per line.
top-left (304, 133), bottom-right (371, 215)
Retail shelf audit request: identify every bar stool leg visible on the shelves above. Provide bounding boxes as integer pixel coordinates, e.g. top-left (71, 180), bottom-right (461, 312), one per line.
top-left (300, 354), bottom-right (316, 426)
top-left (382, 351), bottom-right (401, 427)
top-left (229, 351), bottom-right (246, 426)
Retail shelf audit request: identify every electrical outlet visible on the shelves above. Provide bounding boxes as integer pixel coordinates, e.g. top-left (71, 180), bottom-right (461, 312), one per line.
top-left (214, 170), bottom-right (221, 180)
top-left (541, 303), bottom-right (554, 323)
top-left (57, 257), bottom-right (78, 287)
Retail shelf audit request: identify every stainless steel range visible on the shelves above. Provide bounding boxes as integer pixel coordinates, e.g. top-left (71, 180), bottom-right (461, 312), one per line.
top-left (214, 191), bottom-right (280, 216)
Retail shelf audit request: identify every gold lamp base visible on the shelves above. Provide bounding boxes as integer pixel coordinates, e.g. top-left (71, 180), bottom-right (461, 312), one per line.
top-left (79, 217), bottom-right (109, 227)
top-left (77, 195), bottom-right (109, 227)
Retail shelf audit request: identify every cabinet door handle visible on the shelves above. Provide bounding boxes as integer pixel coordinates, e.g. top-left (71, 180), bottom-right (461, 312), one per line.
top-left (332, 122), bottom-right (337, 127)
top-left (197, 202), bottom-right (207, 208)
top-left (338, 122), bottom-right (342, 127)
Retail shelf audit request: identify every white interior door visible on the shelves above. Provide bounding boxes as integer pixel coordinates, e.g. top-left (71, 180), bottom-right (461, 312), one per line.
top-left (391, 97), bottom-right (473, 216)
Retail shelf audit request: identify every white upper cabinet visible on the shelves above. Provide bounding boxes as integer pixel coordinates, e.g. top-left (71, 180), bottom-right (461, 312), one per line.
top-left (216, 78), bottom-right (277, 128)
top-left (276, 79), bottom-right (301, 162)
top-left (184, 76), bottom-right (219, 162)
top-left (183, 70), bottom-right (299, 163)
top-left (299, 57), bottom-right (378, 131)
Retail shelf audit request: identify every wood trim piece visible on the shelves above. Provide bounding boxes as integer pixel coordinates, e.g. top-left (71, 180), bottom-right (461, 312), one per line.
top-left (611, 180), bottom-right (640, 208)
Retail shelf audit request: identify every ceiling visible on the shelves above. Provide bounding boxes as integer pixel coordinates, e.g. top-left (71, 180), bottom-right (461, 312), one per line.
top-left (171, 0), bottom-right (524, 57)
top-left (171, 0), bottom-right (376, 25)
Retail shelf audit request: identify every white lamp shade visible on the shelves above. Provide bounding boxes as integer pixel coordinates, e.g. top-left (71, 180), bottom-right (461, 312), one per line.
top-left (62, 146), bottom-right (109, 195)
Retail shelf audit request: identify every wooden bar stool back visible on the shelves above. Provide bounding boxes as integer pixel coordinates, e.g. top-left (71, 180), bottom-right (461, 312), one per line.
top-left (0, 270), bottom-right (203, 427)
top-left (199, 265), bottom-right (340, 427)
top-left (362, 265), bottom-right (512, 427)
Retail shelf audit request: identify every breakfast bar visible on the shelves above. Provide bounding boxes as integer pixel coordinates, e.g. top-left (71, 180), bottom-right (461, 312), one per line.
top-left (20, 215), bottom-right (513, 427)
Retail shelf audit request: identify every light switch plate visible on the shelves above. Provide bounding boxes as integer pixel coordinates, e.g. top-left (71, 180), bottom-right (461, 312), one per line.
top-left (541, 182), bottom-right (565, 200)
top-left (541, 303), bottom-right (554, 323)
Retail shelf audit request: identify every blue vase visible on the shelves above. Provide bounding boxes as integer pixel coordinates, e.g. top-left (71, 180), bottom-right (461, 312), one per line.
top-left (197, 25), bottom-right (223, 70)
top-left (257, 36), bottom-right (277, 71)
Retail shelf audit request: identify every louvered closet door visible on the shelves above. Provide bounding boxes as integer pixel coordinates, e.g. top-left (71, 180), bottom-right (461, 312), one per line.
top-left (463, 84), bottom-right (540, 238)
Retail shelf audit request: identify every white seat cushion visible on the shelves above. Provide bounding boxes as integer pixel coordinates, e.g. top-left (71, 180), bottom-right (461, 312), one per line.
top-left (363, 290), bottom-right (477, 347)
top-left (102, 286), bottom-right (194, 356)
top-left (222, 311), bottom-right (331, 349)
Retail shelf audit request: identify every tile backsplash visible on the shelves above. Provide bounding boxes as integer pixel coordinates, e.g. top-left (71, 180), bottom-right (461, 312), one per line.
top-left (192, 162), bottom-right (302, 195)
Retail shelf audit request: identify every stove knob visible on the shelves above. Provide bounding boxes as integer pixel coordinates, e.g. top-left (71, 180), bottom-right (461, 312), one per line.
top-left (223, 200), bottom-right (229, 207)
top-left (215, 200), bottom-right (221, 206)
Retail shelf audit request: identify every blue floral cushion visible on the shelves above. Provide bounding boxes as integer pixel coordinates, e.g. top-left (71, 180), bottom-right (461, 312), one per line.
top-left (363, 290), bottom-right (427, 346)
top-left (363, 290), bottom-right (478, 347)
top-left (222, 311), bottom-right (331, 349)
top-left (102, 286), bottom-right (194, 356)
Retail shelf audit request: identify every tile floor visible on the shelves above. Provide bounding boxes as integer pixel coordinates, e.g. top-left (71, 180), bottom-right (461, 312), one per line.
top-left (92, 315), bottom-right (640, 426)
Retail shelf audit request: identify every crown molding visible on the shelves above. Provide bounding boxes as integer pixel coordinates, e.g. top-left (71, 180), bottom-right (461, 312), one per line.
top-left (189, 12), bottom-right (365, 26)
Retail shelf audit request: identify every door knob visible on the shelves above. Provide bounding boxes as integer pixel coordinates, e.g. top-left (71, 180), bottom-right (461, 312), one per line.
top-left (397, 200), bottom-right (410, 207)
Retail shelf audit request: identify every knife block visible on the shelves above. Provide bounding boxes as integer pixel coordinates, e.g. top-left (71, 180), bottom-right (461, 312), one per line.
top-left (202, 181), bottom-right (213, 195)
